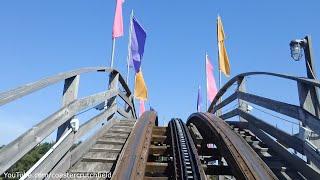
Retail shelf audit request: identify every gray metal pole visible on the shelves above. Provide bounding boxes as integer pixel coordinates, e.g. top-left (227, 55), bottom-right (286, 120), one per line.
top-left (110, 38), bottom-right (116, 68)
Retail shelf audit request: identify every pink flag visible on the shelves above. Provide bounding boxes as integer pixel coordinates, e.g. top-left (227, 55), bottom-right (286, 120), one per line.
top-left (139, 100), bottom-right (145, 117)
top-left (112, 0), bottom-right (124, 38)
top-left (206, 54), bottom-right (218, 103)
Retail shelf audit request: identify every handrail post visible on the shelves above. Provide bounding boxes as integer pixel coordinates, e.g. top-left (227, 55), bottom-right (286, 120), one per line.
top-left (56, 75), bottom-right (79, 141)
top-left (106, 72), bottom-right (119, 120)
top-left (237, 76), bottom-right (248, 122)
top-left (128, 95), bottom-right (137, 119)
top-left (297, 81), bottom-right (320, 168)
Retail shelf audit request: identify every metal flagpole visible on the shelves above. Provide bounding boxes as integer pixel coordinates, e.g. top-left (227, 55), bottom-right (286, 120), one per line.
top-left (218, 43), bottom-right (222, 90)
top-left (217, 15), bottom-right (222, 90)
top-left (110, 38), bottom-right (116, 68)
top-left (126, 10), bottom-right (134, 84)
top-left (205, 52), bottom-right (208, 111)
top-left (217, 15), bottom-right (222, 116)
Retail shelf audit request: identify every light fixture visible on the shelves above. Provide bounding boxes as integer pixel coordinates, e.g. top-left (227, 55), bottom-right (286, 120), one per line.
top-left (70, 118), bottom-right (79, 132)
top-left (289, 39), bottom-right (307, 61)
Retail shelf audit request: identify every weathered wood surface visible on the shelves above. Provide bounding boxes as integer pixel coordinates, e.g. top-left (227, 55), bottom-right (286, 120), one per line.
top-left (112, 111), bottom-right (157, 180)
top-left (75, 105), bottom-right (117, 139)
top-left (212, 91), bottom-right (237, 113)
top-left (237, 109), bottom-right (304, 154)
top-left (0, 67), bottom-right (134, 107)
top-left (248, 123), bottom-right (320, 179)
top-left (57, 75), bottom-right (80, 140)
top-left (49, 118), bottom-right (118, 178)
top-left (208, 72), bottom-right (320, 112)
top-left (237, 91), bottom-right (320, 134)
top-left (0, 89), bottom-right (117, 174)
top-left (0, 67), bottom-right (109, 106)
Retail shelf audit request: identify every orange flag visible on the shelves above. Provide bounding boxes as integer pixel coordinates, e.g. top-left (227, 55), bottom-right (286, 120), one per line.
top-left (134, 71), bottom-right (148, 100)
top-left (217, 15), bottom-right (230, 76)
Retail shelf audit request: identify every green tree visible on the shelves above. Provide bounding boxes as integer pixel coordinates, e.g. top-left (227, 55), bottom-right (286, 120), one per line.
top-left (0, 142), bottom-right (53, 180)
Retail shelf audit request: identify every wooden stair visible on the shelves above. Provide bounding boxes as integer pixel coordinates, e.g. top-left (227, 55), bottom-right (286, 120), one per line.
top-left (230, 124), bottom-right (306, 180)
top-left (65, 119), bottom-right (136, 179)
top-left (144, 126), bottom-right (172, 179)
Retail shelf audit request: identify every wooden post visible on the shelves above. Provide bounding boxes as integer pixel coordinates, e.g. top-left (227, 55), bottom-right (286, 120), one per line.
top-left (297, 82), bottom-right (320, 168)
top-left (237, 77), bottom-right (248, 122)
top-left (107, 72), bottom-right (119, 120)
top-left (56, 75), bottom-right (79, 141)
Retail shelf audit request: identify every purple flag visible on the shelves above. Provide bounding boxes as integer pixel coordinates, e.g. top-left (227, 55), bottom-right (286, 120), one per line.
top-left (130, 16), bottom-right (147, 73)
top-left (197, 86), bottom-right (202, 112)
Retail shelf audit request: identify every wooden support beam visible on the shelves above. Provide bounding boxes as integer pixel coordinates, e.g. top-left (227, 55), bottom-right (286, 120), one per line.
top-left (0, 67), bottom-right (111, 106)
top-left (203, 165), bottom-right (233, 175)
top-left (220, 109), bottom-right (238, 120)
top-left (112, 111), bottom-right (157, 179)
top-left (247, 123), bottom-right (320, 179)
top-left (237, 91), bottom-right (320, 135)
top-left (237, 77), bottom-right (248, 122)
top-left (50, 118), bottom-right (118, 175)
top-left (213, 92), bottom-right (237, 113)
top-left (151, 135), bottom-right (167, 144)
top-left (188, 123), bottom-right (203, 145)
top-left (145, 162), bottom-right (168, 174)
top-left (56, 75), bottom-right (79, 141)
top-left (238, 109), bottom-right (304, 154)
top-left (0, 89), bottom-right (117, 174)
top-left (149, 145), bottom-right (169, 155)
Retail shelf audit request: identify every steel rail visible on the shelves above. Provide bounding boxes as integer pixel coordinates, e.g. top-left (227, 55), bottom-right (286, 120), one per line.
top-left (169, 118), bottom-right (206, 180)
top-left (187, 112), bottom-right (278, 180)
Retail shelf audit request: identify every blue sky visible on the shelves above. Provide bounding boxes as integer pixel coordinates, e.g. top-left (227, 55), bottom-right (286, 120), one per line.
top-left (0, 0), bottom-right (320, 144)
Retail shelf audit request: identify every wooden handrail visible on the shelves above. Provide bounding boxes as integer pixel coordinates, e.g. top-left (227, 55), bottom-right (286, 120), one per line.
top-left (208, 71), bottom-right (320, 112)
top-left (0, 67), bottom-right (137, 175)
top-left (0, 67), bottom-right (133, 106)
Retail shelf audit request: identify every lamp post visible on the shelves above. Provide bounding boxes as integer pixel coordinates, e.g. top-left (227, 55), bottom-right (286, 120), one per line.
top-left (289, 35), bottom-right (317, 80)
top-left (290, 36), bottom-right (320, 168)
top-left (290, 35), bottom-right (320, 118)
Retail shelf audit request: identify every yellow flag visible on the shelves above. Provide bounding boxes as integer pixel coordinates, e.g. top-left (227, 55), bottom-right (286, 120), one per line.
top-left (217, 15), bottom-right (230, 77)
top-left (134, 71), bottom-right (148, 100)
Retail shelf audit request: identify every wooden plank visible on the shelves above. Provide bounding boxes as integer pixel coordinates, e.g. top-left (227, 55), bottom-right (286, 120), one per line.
top-left (151, 135), bottom-right (167, 144)
top-left (188, 123), bottom-right (203, 145)
top-left (237, 91), bottom-right (320, 134)
top-left (220, 108), bottom-right (238, 120)
top-left (213, 91), bottom-right (237, 113)
top-left (238, 109), bottom-right (304, 154)
top-left (112, 111), bottom-right (157, 180)
top-left (145, 162), bottom-right (168, 174)
top-left (203, 165), bottom-right (232, 175)
top-left (152, 127), bottom-right (167, 136)
top-left (0, 89), bottom-right (117, 174)
top-left (117, 107), bottom-right (132, 119)
top-left (28, 130), bottom-right (74, 179)
top-left (187, 112), bottom-right (277, 180)
top-left (237, 77), bottom-right (248, 122)
top-left (248, 124), bottom-right (320, 179)
top-left (0, 67), bottom-right (111, 106)
top-left (237, 91), bottom-right (301, 119)
top-left (56, 75), bottom-right (80, 140)
top-left (208, 71), bottom-right (320, 113)
top-left (118, 90), bottom-right (134, 109)
top-left (49, 118), bottom-right (118, 176)
top-left (149, 145), bottom-right (168, 155)
top-left (75, 105), bottom-right (117, 139)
